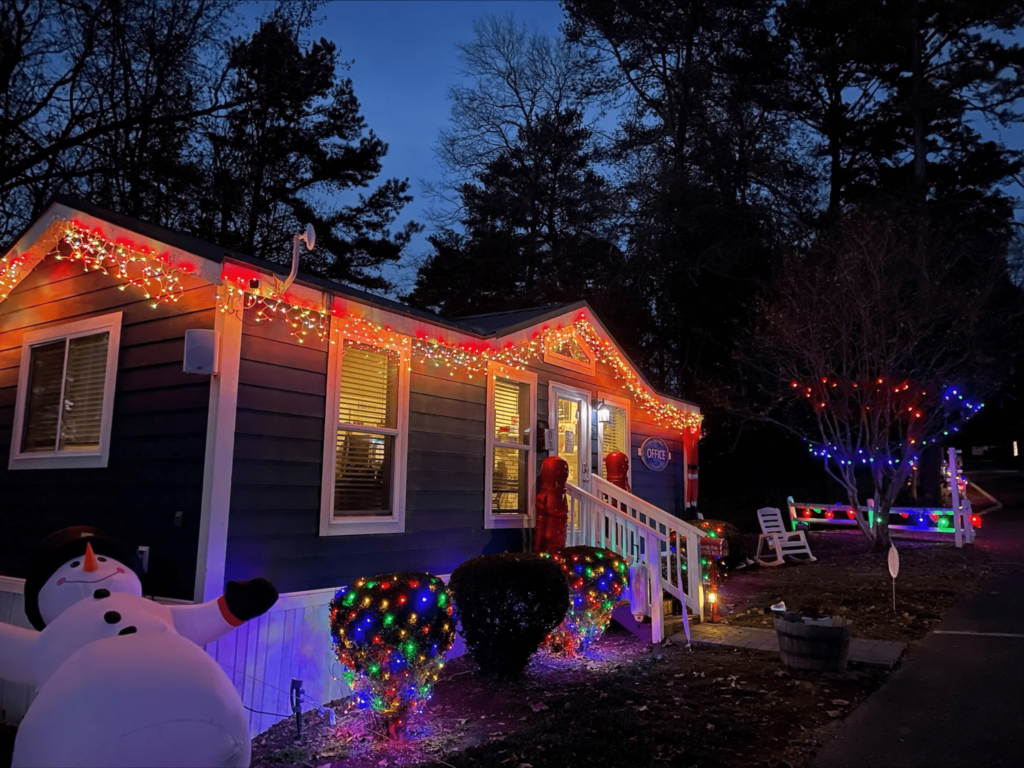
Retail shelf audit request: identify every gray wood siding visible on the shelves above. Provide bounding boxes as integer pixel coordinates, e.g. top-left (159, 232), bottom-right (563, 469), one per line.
top-left (0, 256), bottom-right (215, 599)
top-left (224, 318), bottom-right (520, 593)
top-left (629, 418), bottom-right (686, 516)
top-left (225, 321), bottom-right (689, 593)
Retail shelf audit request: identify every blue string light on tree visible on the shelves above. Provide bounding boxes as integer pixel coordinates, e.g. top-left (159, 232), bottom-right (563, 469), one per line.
top-left (543, 547), bottom-right (628, 657)
top-left (796, 378), bottom-right (984, 471)
top-left (329, 572), bottom-right (455, 737)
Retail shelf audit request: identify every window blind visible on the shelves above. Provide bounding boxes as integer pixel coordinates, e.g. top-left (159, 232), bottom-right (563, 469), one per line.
top-left (334, 430), bottom-right (392, 515)
top-left (601, 405), bottom-right (628, 475)
top-left (493, 377), bottom-right (529, 445)
top-left (338, 340), bottom-right (398, 428)
top-left (492, 446), bottom-right (528, 514)
top-left (21, 341), bottom-right (66, 452)
top-left (59, 333), bottom-right (110, 450)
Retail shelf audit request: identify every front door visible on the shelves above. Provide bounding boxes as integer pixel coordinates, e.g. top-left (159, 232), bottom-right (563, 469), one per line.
top-left (550, 383), bottom-right (591, 490)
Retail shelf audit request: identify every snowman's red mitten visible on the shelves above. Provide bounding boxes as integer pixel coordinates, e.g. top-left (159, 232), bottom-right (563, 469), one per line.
top-left (218, 578), bottom-right (279, 626)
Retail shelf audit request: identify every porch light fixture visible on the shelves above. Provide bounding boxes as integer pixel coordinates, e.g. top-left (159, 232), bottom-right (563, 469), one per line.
top-left (595, 400), bottom-right (612, 424)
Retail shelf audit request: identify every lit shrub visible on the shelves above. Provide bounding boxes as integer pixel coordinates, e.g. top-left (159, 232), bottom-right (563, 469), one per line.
top-left (545, 546), bottom-right (628, 656)
top-left (329, 572), bottom-right (455, 735)
top-left (450, 553), bottom-right (569, 678)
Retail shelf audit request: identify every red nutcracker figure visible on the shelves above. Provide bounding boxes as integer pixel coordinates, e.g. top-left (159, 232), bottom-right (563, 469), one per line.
top-left (535, 456), bottom-right (569, 553)
top-left (604, 451), bottom-right (631, 493)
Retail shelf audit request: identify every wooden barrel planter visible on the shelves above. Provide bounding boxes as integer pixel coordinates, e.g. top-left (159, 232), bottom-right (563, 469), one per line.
top-left (774, 614), bottom-right (852, 672)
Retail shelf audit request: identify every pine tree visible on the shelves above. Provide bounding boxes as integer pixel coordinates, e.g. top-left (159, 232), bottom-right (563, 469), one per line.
top-left (563, 0), bottom-right (804, 400)
top-left (406, 109), bottom-right (622, 317)
top-left (197, 17), bottom-right (419, 291)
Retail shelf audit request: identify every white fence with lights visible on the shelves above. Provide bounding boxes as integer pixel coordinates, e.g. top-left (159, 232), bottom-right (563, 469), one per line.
top-left (786, 496), bottom-right (979, 537)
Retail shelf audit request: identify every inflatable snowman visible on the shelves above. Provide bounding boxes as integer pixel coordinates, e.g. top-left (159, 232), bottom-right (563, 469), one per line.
top-left (0, 527), bottom-right (278, 768)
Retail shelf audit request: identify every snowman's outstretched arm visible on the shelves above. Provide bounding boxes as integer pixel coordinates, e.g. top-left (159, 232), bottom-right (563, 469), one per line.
top-left (170, 578), bottom-right (278, 646)
top-left (0, 622), bottom-right (38, 687)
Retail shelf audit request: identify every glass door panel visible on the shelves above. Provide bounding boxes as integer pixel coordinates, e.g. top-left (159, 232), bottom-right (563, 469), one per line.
top-left (551, 384), bottom-right (591, 490)
top-left (557, 396), bottom-right (580, 486)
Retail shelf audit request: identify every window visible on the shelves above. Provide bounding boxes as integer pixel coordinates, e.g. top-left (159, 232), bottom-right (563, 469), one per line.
top-left (321, 325), bottom-right (410, 536)
top-left (9, 313), bottom-right (122, 470)
top-left (597, 393), bottom-right (631, 485)
top-left (543, 330), bottom-right (595, 375)
top-left (485, 364), bottom-right (537, 529)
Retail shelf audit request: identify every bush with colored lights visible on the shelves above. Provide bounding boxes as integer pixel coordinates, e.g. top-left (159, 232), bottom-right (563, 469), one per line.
top-left (329, 572), bottom-right (455, 734)
top-left (695, 519), bottom-right (748, 571)
top-left (450, 553), bottom-right (569, 678)
top-left (544, 546), bottom-right (628, 656)
top-left (666, 523), bottom-right (735, 585)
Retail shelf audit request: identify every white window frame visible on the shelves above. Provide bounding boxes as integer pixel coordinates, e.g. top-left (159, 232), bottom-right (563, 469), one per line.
top-left (597, 391), bottom-right (632, 487)
top-left (9, 312), bottom-right (123, 470)
top-left (319, 318), bottom-right (411, 536)
top-left (543, 329), bottom-right (596, 376)
top-left (485, 363), bottom-right (537, 529)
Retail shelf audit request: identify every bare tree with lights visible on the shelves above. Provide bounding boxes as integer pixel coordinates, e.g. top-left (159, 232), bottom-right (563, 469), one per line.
top-left (750, 215), bottom-right (1016, 549)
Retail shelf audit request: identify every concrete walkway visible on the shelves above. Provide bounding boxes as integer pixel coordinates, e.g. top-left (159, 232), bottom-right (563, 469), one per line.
top-left (680, 622), bottom-right (906, 668)
top-left (812, 496), bottom-right (1024, 768)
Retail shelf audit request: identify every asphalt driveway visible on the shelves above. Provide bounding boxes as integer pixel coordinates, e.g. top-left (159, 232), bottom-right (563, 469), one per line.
top-left (812, 487), bottom-right (1024, 768)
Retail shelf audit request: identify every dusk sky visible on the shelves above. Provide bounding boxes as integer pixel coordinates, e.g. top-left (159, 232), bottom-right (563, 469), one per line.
top-left (239, 1), bottom-right (1024, 295)
top-left (242, 1), bottom-right (567, 293)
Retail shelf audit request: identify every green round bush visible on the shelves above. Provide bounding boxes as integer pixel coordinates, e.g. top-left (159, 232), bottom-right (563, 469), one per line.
top-left (450, 552), bottom-right (569, 677)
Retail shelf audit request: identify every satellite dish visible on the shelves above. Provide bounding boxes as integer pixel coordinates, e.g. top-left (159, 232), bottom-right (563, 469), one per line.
top-left (274, 224), bottom-right (316, 295)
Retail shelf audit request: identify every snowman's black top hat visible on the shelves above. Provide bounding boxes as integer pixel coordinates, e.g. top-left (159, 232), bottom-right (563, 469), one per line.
top-left (24, 526), bottom-right (144, 630)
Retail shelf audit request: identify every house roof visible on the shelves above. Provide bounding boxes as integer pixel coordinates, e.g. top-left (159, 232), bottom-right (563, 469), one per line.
top-left (2, 197), bottom-right (699, 415)
top-left (455, 305), bottom-right (572, 335)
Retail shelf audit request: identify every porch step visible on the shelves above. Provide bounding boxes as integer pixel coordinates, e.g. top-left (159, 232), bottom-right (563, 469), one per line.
top-left (611, 604), bottom-right (685, 643)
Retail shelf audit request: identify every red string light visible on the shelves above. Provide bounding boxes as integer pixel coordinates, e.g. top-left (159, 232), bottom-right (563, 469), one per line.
top-left (2, 225), bottom-right (702, 433)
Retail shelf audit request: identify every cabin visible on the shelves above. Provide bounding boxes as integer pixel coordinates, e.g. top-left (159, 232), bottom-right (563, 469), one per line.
top-left (0, 198), bottom-right (703, 733)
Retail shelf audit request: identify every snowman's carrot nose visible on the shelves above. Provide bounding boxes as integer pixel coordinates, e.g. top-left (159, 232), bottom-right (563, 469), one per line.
top-left (83, 542), bottom-right (99, 572)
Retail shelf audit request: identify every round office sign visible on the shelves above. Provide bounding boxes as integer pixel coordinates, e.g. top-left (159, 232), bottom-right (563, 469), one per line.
top-left (639, 437), bottom-right (670, 472)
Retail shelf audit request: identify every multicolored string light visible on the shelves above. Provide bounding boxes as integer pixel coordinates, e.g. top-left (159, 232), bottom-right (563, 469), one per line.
top-left (0, 222), bottom-right (187, 306)
top-left (219, 285), bottom-right (702, 431)
top-left (56, 223), bottom-right (187, 306)
top-left (2, 223), bottom-right (701, 433)
top-left (0, 252), bottom-right (28, 300)
top-left (543, 547), bottom-right (628, 657)
top-left (329, 573), bottom-right (455, 736)
top-left (794, 376), bottom-right (982, 471)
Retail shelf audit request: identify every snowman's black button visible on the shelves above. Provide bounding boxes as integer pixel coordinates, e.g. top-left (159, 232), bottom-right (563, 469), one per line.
top-left (93, 589), bottom-right (111, 599)
top-left (103, 611), bottom-right (121, 624)
top-left (118, 626), bottom-right (137, 635)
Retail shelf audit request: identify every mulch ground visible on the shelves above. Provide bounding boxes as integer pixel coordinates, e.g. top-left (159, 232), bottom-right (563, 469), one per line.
top-left (717, 529), bottom-right (998, 646)
top-left (251, 623), bottom-right (888, 768)
top-left (252, 528), bottom-right (1002, 768)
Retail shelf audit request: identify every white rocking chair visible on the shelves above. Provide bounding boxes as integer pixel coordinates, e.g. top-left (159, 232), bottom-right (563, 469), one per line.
top-left (755, 507), bottom-right (816, 567)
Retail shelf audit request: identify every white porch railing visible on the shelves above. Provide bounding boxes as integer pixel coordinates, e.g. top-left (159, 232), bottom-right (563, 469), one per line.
top-left (565, 476), bottom-right (706, 642)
